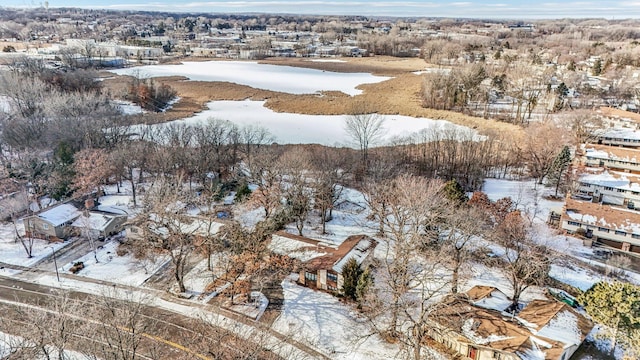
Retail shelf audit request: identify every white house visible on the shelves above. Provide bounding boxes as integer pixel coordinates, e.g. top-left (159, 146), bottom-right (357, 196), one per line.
top-left (576, 171), bottom-right (640, 208)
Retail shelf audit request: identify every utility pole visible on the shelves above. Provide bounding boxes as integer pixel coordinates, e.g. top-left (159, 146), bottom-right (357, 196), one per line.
top-left (48, 246), bottom-right (60, 282)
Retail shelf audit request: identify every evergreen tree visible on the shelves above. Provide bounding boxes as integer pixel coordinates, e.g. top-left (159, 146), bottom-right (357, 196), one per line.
top-left (444, 179), bottom-right (467, 205)
top-left (51, 141), bottom-right (76, 200)
top-left (341, 258), bottom-right (362, 300)
top-left (592, 58), bottom-right (602, 76)
top-left (356, 266), bottom-right (373, 304)
top-left (546, 146), bottom-right (571, 197)
top-left (578, 281), bottom-right (640, 357)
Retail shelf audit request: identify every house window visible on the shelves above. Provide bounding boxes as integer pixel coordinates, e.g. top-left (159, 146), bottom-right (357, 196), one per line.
top-left (618, 189), bottom-right (626, 193)
top-left (130, 227), bottom-right (139, 233)
top-left (304, 272), bottom-right (317, 282)
top-left (493, 351), bottom-right (502, 360)
top-left (615, 230), bottom-right (627, 236)
top-left (567, 221), bottom-right (581, 227)
top-left (42, 223), bottom-right (49, 230)
top-left (605, 186), bottom-right (614, 191)
top-left (632, 234), bottom-right (640, 239)
top-left (633, 192), bottom-right (640, 195)
top-left (327, 285), bottom-right (337, 291)
top-left (598, 227), bottom-right (610, 233)
top-left (327, 273), bottom-right (338, 282)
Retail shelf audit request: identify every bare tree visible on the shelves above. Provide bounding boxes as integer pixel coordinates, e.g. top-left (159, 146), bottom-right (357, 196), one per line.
top-left (73, 148), bottom-right (111, 197)
top-left (247, 148), bottom-right (285, 219)
top-left (492, 211), bottom-right (552, 311)
top-left (310, 148), bottom-right (350, 234)
top-left (362, 175), bottom-right (452, 360)
top-left (278, 150), bottom-right (313, 236)
top-left (520, 120), bottom-right (568, 185)
top-left (2, 291), bottom-right (88, 360)
top-left (134, 177), bottom-right (199, 294)
top-left (344, 105), bottom-right (385, 173)
top-left (85, 290), bottom-right (160, 360)
top-left (440, 206), bottom-right (485, 294)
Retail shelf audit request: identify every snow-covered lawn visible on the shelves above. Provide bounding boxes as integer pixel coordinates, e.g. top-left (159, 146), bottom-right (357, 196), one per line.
top-left (0, 221), bottom-right (71, 268)
top-left (273, 275), bottom-right (402, 360)
top-left (482, 178), bottom-right (565, 222)
top-left (110, 60), bottom-right (390, 96)
top-left (60, 240), bottom-right (169, 287)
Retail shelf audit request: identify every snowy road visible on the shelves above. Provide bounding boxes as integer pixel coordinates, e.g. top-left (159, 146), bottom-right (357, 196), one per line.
top-left (0, 274), bottom-right (329, 360)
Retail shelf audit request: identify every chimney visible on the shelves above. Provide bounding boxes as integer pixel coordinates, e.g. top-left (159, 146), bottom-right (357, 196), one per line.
top-left (85, 198), bottom-right (95, 210)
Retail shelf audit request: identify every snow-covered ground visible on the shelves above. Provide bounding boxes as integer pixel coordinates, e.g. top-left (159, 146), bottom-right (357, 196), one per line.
top-left (0, 173), bottom-right (635, 359)
top-left (110, 61), bottom-right (390, 96)
top-left (113, 99), bottom-right (144, 115)
top-left (0, 331), bottom-right (90, 360)
top-left (482, 178), bottom-right (565, 222)
top-left (131, 99), bottom-right (476, 147)
top-left (0, 221), bottom-right (71, 268)
top-left (273, 275), bottom-right (402, 360)
top-left (59, 239), bottom-right (169, 287)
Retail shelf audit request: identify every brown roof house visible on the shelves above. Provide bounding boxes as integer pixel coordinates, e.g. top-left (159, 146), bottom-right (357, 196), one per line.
top-left (24, 203), bottom-right (81, 241)
top-left (429, 285), bottom-right (593, 360)
top-left (269, 231), bottom-right (377, 293)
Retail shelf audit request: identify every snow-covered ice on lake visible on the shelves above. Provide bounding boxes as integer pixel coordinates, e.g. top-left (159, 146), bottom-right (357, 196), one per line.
top-left (134, 99), bottom-right (476, 147)
top-left (110, 61), bottom-right (390, 96)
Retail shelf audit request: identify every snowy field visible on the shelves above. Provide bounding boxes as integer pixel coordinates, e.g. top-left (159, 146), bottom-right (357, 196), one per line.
top-left (136, 99), bottom-right (476, 147)
top-left (110, 61), bottom-right (390, 96)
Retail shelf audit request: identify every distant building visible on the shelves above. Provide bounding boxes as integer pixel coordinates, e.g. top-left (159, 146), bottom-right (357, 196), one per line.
top-left (0, 179), bottom-right (28, 221)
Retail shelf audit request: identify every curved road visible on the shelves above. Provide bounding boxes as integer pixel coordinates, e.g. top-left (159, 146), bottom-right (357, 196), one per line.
top-left (0, 272), bottom-right (330, 360)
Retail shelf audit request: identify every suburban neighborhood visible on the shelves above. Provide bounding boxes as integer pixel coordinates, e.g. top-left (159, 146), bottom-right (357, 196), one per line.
top-left (0, 3), bottom-right (639, 360)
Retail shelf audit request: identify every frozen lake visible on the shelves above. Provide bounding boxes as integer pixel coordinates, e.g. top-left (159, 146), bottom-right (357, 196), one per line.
top-left (110, 61), bottom-right (390, 96)
top-left (136, 100), bottom-right (476, 147)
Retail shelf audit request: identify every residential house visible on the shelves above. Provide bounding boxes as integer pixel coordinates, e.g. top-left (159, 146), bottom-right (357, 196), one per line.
top-left (576, 171), bottom-right (640, 208)
top-left (70, 208), bottom-right (128, 240)
top-left (429, 286), bottom-right (592, 360)
top-left (581, 145), bottom-right (640, 174)
top-left (561, 197), bottom-right (640, 253)
top-left (597, 128), bottom-right (640, 148)
top-left (269, 231), bottom-right (377, 293)
top-left (24, 203), bottom-right (81, 241)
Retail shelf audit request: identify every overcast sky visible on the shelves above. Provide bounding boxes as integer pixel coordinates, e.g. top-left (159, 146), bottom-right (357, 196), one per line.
top-left (1, 1), bottom-right (638, 19)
